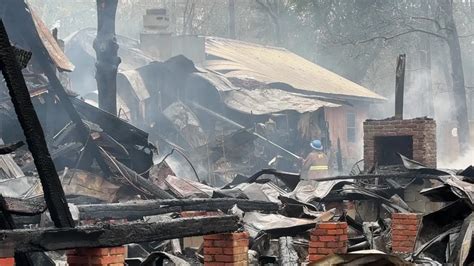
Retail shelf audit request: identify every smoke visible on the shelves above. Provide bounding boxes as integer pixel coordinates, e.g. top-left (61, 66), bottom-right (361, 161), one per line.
top-left (439, 148), bottom-right (474, 169)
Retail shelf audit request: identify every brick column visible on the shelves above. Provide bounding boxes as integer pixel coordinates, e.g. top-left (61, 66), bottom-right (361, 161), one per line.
top-left (308, 222), bottom-right (348, 263)
top-left (203, 232), bottom-right (249, 266)
top-left (67, 246), bottom-right (126, 266)
top-left (391, 213), bottom-right (421, 253)
top-left (0, 257), bottom-right (14, 266)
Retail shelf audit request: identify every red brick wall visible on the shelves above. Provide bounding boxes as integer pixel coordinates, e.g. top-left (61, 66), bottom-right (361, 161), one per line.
top-left (391, 213), bottom-right (421, 253)
top-left (308, 222), bottom-right (348, 262)
top-left (363, 117), bottom-right (436, 170)
top-left (67, 246), bottom-right (126, 266)
top-left (203, 232), bottom-right (249, 266)
top-left (0, 257), bottom-right (14, 266)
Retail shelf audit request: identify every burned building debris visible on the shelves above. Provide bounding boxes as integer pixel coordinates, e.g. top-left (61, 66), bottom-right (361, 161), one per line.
top-left (0, 1), bottom-right (473, 266)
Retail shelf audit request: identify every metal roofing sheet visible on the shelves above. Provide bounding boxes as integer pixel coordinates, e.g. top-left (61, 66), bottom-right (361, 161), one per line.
top-left (205, 37), bottom-right (385, 102)
top-left (118, 69), bottom-right (150, 101)
top-left (221, 88), bottom-right (339, 115)
top-left (31, 9), bottom-right (75, 72)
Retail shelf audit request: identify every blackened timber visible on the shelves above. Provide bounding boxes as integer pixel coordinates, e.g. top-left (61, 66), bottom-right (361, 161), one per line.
top-left (3, 197), bottom-right (46, 216)
top-left (0, 20), bottom-right (74, 228)
top-left (0, 215), bottom-right (240, 253)
top-left (394, 54), bottom-right (406, 119)
top-left (77, 198), bottom-right (279, 220)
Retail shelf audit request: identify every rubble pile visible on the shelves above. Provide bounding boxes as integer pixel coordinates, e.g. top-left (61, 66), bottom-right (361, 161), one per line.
top-left (0, 1), bottom-right (473, 266)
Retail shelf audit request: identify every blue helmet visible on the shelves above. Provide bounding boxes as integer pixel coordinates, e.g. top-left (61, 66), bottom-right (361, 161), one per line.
top-left (310, 140), bottom-right (323, 151)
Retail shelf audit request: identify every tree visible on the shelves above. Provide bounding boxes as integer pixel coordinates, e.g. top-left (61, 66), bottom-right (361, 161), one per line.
top-left (94, 0), bottom-right (121, 115)
top-left (292, 0), bottom-right (471, 153)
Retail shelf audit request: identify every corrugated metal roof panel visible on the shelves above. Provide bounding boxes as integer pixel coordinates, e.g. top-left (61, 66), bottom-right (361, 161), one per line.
top-left (118, 69), bottom-right (150, 101)
top-left (205, 37), bottom-right (385, 102)
top-left (31, 9), bottom-right (75, 72)
top-left (222, 88), bottom-right (339, 115)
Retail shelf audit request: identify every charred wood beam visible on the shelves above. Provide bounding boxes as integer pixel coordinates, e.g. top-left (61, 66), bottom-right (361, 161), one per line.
top-left (0, 215), bottom-right (240, 253)
top-left (8, 198), bottom-right (277, 224)
top-left (0, 141), bottom-right (24, 155)
top-left (77, 198), bottom-right (279, 220)
top-left (3, 197), bottom-right (46, 216)
top-left (0, 20), bottom-right (74, 228)
top-left (94, 0), bottom-right (121, 115)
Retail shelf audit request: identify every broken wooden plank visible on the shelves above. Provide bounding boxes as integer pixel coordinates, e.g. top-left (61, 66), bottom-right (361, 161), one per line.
top-left (3, 197), bottom-right (46, 216)
top-left (0, 215), bottom-right (240, 252)
top-left (77, 198), bottom-right (279, 220)
top-left (0, 19), bottom-right (74, 228)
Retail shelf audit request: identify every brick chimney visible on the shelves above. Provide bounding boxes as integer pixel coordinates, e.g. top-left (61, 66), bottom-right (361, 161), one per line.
top-left (139, 8), bottom-right (173, 60)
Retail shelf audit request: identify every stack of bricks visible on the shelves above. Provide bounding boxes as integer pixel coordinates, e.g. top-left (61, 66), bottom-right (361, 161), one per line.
top-left (66, 246), bottom-right (126, 266)
top-left (308, 222), bottom-right (348, 263)
top-left (203, 232), bottom-right (249, 266)
top-left (391, 213), bottom-right (421, 253)
top-left (0, 257), bottom-right (14, 266)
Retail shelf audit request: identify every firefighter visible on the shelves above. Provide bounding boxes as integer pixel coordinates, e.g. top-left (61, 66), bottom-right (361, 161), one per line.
top-left (301, 139), bottom-right (329, 180)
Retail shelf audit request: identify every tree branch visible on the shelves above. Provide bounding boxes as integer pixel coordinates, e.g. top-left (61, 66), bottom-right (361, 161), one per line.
top-left (353, 28), bottom-right (447, 45)
top-left (410, 16), bottom-right (444, 31)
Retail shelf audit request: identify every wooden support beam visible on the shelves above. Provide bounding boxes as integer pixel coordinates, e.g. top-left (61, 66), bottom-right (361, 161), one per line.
top-left (77, 198), bottom-right (279, 220)
top-left (7, 198), bottom-right (278, 223)
top-left (0, 19), bottom-right (74, 228)
top-left (0, 215), bottom-right (240, 253)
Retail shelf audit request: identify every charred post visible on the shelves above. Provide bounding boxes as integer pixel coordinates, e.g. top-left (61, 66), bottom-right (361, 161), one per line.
top-left (395, 54), bottom-right (406, 120)
top-left (94, 0), bottom-right (121, 116)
